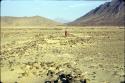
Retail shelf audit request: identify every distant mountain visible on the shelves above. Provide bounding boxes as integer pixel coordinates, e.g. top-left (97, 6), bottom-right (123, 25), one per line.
top-left (68, 0), bottom-right (125, 26)
top-left (54, 18), bottom-right (71, 23)
top-left (1, 16), bottom-right (61, 27)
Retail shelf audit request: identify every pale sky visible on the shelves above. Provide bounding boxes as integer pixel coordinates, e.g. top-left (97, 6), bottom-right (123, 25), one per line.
top-left (1, 0), bottom-right (109, 22)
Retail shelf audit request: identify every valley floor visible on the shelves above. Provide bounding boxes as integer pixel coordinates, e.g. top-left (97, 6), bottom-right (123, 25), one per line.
top-left (1, 26), bottom-right (125, 83)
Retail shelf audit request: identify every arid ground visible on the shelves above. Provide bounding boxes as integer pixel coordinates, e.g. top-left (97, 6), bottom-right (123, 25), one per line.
top-left (1, 26), bottom-right (125, 83)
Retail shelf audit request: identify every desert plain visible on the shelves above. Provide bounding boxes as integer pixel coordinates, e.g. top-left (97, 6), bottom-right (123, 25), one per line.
top-left (1, 26), bottom-right (125, 83)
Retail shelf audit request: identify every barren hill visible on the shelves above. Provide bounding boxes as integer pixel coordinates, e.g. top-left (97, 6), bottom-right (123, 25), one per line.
top-left (68, 0), bottom-right (125, 26)
top-left (1, 16), bottom-right (61, 28)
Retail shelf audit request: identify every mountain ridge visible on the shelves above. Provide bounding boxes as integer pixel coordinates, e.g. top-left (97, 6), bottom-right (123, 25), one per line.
top-left (68, 0), bottom-right (125, 26)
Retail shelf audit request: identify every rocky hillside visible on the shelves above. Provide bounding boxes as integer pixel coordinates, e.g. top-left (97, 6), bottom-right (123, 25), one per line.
top-left (1, 16), bottom-right (61, 27)
top-left (68, 0), bottom-right (125, 26)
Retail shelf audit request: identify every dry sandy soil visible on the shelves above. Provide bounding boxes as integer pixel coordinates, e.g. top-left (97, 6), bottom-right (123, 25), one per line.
top-left (1, 26), bottom-right (125, 83)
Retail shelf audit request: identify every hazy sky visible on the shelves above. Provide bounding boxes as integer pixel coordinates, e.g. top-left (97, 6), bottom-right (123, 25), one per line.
top-left (1, 0), bottom-right (109, 22)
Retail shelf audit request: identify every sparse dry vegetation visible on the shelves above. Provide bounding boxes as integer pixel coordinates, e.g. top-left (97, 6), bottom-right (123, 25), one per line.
top-left (1, 26), bottom-right (125, 83)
